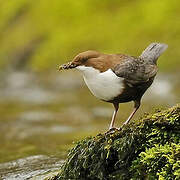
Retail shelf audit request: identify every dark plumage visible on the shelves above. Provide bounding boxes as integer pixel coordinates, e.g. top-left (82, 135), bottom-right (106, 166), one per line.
top-left (59, 43), bottom-right (168, 130)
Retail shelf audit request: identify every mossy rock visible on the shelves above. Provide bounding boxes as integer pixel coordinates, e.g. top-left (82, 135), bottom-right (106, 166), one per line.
top-left (50, 104), bottom-right (180, 180)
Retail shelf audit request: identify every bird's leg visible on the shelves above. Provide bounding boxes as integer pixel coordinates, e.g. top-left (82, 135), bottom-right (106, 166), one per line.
top-left (123, 100), bottom-right (141, 125)
top-left (109, 103), bottom-right (119, 130)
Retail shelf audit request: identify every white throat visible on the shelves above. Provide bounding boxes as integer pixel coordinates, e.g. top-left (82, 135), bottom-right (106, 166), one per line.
top-left (76, 66), bottom-right (124, 101)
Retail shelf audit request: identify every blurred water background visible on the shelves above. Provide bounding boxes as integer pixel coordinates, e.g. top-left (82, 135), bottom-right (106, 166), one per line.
top-left (0, 0), bottom-right (180, 179)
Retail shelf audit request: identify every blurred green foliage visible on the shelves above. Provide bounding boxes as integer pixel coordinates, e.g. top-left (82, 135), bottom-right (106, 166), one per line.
top-left (0, 0), bottom-right (179, 71)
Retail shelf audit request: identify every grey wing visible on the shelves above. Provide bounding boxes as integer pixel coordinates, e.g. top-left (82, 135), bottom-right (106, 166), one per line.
top-left (112, 57), bottom-right (158, 84)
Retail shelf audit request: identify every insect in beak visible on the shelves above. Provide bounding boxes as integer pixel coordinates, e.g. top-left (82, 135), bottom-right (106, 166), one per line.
top-left (58, 62), bottom-right (77, 71)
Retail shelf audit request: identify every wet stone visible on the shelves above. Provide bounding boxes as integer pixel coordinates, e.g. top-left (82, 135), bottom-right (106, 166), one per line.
top-left (0, 155), bottom-right (63, 180)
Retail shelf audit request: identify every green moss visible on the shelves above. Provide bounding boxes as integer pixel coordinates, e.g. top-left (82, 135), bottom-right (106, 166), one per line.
top-left (50, 104), bottom-right (180, 180)
top-left (131, 143), bottom-right (180, 179)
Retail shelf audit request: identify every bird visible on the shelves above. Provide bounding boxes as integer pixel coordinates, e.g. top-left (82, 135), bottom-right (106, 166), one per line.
top-left (58, 43), bottom-right (168, 131)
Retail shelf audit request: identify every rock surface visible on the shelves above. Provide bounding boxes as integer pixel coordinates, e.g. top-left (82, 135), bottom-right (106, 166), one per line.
top-left (50, 104), bottom-right (180, 180)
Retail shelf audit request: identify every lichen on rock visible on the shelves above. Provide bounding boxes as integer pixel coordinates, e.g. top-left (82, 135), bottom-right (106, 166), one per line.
top-left (50, 104), bottom-right (180, 180)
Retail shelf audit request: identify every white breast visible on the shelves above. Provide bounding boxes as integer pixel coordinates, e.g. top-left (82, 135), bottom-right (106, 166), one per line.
top-left (76, 66), bottom-right (124, 101)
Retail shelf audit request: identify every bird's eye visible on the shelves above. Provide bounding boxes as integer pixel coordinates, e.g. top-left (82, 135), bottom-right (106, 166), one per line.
top-left (81, 58), bottom-right (87, 63)
top-left (81, 57), bottom-right (88, 63)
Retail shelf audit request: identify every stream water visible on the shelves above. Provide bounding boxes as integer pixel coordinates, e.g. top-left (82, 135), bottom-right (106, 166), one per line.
top-left (0, 70), bottom-right (179, 179)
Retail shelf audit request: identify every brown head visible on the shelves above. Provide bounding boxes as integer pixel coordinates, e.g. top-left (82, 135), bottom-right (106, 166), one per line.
top-left (58, 50), bottom-right (101, 71)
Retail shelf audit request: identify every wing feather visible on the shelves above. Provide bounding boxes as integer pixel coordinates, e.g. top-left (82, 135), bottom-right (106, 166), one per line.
top-left (112, 56), bottom-right (158, 84)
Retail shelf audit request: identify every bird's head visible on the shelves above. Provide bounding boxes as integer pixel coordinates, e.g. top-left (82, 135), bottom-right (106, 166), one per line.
top-left (58, 50), bottom-right (100, 71)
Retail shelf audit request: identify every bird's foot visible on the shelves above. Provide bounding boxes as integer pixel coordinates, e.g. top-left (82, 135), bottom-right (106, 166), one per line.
top-left (121, 121), bottom-right (130, 129)
top-left (105, 127), bottom-right (122, 135)
top-left (109, 127), bottom-right (118, 132)
top-left (120, 123), bottom-right (125, 129)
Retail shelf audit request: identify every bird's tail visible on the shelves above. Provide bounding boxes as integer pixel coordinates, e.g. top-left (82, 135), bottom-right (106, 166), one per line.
top-left (139, 43), bottom-right (168, 63)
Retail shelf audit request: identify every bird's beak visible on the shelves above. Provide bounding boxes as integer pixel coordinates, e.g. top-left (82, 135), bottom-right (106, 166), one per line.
top-left (58, 62), bottom-right (77, 71)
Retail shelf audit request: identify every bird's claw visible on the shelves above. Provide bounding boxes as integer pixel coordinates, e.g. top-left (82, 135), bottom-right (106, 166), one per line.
top-left (105, 127), bottom-right (122, 135)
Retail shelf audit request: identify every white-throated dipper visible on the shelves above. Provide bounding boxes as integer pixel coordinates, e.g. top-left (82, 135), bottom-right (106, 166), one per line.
top-left (59, 43), bottom-right (168, 130)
